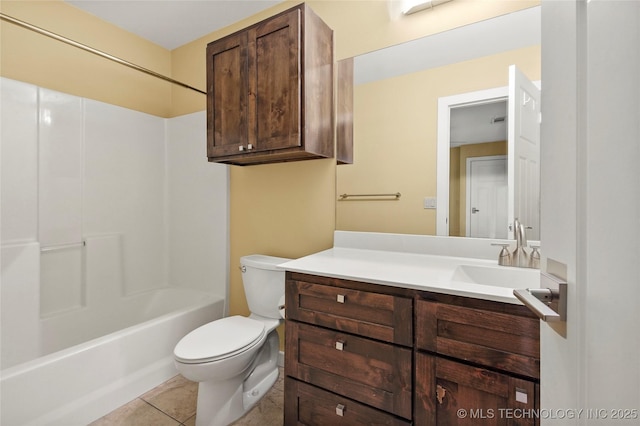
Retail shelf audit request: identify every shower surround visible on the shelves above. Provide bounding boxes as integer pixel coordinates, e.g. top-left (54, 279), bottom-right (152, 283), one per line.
top-left (0, 77), bottom-right (229, 425)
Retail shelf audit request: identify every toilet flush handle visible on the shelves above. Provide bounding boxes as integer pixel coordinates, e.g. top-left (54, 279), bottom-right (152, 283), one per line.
top-left (239, 265), bottom-right (246, 273)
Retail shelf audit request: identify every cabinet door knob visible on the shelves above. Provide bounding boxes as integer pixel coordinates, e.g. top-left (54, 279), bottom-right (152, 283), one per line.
top-left (239, 145), bottom-right (245, 152)
top-left (335, 403), bottom-right (345, 417)
top-left (436, 384), bottom-right (447, 404)
top-left (247, 143), bottom-right (253, 150)
top-left (515, 387), bottom-right (528, 404)
top-left (336, 294), bottom-right (345, 303)
top-left (335, 340), bottom-right (345, 351)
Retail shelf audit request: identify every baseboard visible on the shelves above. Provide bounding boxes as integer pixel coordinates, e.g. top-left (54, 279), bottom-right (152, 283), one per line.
top-left (278, 350), bottom-right (285, 368)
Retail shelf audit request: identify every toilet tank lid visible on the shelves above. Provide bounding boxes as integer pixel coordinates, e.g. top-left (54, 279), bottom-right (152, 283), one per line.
top-left (241, 255), bottom-right (292, 271)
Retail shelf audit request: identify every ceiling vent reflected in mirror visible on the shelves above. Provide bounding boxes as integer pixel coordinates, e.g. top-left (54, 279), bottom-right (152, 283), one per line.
top-left (402, 0), bottom-right (453, 15)
top-left (450, 100), bottom-right (507, 148)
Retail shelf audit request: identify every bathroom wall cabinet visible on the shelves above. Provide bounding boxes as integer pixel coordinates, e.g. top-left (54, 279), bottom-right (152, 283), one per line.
top-left (206, 4), bottom-right (334, 166)
top-left (284, 272), bottom-right (540, 425)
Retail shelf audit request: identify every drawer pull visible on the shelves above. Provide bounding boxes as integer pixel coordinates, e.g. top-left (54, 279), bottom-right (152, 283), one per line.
top-left (336, 403), bottom-right (345, 417)
top-left (336, 294), bottom-right (345, 303)
top-left (335, 340), bottom-right (345, 351)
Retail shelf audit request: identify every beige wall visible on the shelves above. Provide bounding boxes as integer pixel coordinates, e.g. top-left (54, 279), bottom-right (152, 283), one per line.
top-left (336, 45), bottom-right (540, 235)
top-left (1, 0), bottom-right (540, 346)
top-left (0, 0), bottom-right (174, 117)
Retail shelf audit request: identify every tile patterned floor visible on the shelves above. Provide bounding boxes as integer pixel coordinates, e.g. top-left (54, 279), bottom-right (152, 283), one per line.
top-left (89, 368), bottom-right (284, 426)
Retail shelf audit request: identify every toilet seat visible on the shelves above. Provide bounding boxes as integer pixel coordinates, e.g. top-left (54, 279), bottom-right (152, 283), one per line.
top-left (174, 316), bottom-right (266, 364)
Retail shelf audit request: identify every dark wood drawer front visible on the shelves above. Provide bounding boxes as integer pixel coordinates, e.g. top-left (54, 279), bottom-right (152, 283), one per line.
top-left (415, 352), bottom-right (538, 426)
top-left (286, 321), bottom-right (412, 419)
top-left (286, 278), bottom-right (412, 346)
top-left (285, 378), bottom-right (411, 426)
top-left (416, 299), bottom-right (540, 379)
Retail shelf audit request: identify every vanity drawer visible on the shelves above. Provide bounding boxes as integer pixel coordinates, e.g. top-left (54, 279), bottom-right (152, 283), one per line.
top-left (285, 378), bottom-right (411, 426)
top-left (286, 277), bottom-right (412, 346)
top-left (415, 298), bottom-right (540, 379)
top-left (285, 321), bottom-right (412, 419)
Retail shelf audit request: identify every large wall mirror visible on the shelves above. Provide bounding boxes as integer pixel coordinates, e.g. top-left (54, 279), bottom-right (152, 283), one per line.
top-left (336, 6), bottom-right (541, 240)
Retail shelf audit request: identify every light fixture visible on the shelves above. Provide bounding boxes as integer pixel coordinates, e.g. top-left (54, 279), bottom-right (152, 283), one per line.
top-left (402, 0), bottom-right (453, 15)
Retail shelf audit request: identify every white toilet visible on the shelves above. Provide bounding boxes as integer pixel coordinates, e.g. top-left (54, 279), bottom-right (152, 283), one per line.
top-left (174, 254), bottom-right (290, 426)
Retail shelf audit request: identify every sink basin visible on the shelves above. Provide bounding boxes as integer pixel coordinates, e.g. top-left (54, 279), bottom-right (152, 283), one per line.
top-left (451, 264), bottom-right (540, 289)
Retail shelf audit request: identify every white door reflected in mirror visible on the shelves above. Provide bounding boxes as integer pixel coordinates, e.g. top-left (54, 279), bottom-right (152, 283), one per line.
top-left (508, 64), bottom-right (541, 241)
top-left (467, 155), bottom-right (508, 239)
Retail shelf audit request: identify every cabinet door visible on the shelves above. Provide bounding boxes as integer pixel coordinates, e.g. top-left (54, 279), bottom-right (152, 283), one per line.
top-left (206, 32), bottom-right (249, 157)
top-left (416, 352), bottom-right (538, 426)
top-left (248, 8), bottom-right (301, 151)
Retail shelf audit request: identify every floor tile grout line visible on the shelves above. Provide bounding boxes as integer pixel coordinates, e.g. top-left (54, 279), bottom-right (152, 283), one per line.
top-left (139, 398), bottom-right (185, 425)
top-left (97, 367), bottom-right (284, 425)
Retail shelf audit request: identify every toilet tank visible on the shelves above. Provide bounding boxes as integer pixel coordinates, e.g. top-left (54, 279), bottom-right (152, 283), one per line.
top-left (240, 255), bottom-right (291, 319)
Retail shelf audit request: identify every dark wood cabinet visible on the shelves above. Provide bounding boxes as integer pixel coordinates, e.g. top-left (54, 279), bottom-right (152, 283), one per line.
top-left (414, 296), bottom-right (540, 425)
top-left (285, 274), bottom-right (413, 346)
top-left (285, 379), bottom-right (411, 426)
top-left (336, 58), bottom-right (354, 165)
top-left (415, 298), bottom-right (540, 379)
top-left (206, 31), bottom-right (249, 158)
top-left (284, 272), bottom-right (540, 425)
top-left (285, 273), bottom-right (413, 424)
top-left (416, 353), bottom-right (538, 425)
top-left (206, 4), bottom-right (334, 165)
top-left (286, 321), bottom-right (412, 418)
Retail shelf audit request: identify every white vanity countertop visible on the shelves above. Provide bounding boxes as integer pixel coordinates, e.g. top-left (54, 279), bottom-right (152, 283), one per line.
top-left (280, 247), bottom-right (532, 305)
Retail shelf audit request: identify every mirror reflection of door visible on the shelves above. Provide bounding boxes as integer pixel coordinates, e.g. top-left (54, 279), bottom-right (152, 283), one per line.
top-left (508, 65), bottom-right (541, 241)
top-left (449, 100), bottom-right (508, 237)
top-left (437, 65), bottom-right (541, 239)
top-left (467, 155), bottom-right (508, 238)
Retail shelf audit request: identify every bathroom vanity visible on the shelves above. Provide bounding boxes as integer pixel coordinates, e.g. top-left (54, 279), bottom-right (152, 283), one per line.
top-left (282, 233), bottom-right (540, 425)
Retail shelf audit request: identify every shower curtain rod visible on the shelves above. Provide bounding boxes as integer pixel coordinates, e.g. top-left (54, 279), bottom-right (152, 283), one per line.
top-left (0, 12), bottom-right (207, 95)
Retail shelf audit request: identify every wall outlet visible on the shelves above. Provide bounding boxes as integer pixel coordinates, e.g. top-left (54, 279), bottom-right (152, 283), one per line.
top-left (423, 197), bottom-right (437, 209)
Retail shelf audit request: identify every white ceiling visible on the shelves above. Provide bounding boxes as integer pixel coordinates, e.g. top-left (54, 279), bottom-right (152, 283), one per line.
top-left (65, 0), bottom-right (284, 50)
top-left (354, 6), bottom-right (540, 85)
top-left (450, 101), bottom-right (507, 146)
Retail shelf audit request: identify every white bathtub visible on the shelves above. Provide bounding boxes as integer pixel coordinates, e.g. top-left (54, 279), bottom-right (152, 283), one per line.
top-left (0, 287), bottom-right (224, 426)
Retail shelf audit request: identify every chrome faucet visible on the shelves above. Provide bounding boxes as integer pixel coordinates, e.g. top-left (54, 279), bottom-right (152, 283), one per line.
top-left (512, 218), bottom-right (529, 268)
top-left (493, 219), bottom-right (540, 268)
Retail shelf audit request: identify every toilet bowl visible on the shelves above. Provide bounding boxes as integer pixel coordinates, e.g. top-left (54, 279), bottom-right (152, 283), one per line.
top-left (173, 255), bottom-right (290, 426)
